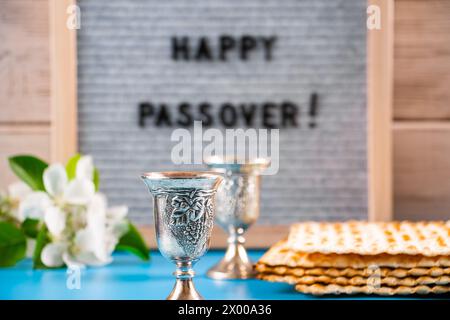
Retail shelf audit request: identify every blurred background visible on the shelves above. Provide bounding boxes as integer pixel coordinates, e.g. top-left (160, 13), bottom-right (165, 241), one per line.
top-left (0, 0), bottom-right (449, 247)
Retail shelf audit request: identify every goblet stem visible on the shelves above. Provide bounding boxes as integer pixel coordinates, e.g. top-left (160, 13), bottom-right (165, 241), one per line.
top-left (167, 261), bottom-right (203, 300)
top-left (207, 230), bottom-right (256, 279)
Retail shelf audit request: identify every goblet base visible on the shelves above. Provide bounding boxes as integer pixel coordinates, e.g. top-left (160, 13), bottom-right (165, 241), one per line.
top-left (167, 279), bottom-right (204, 300)
top-left (207, 242), bottom-right (255, 280)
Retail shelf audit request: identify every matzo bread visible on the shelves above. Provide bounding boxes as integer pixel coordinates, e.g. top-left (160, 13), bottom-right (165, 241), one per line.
top-left (287, 221), bottom-right (450, 256)
top-left (257, 240), bottom-right (450, 269)
top-left (256, 272), bottom-right (450, 287)
top-left (295, 283), bottom-right (450, 296)
top-left (257, 274), bottom-right (450, 295)
top-left (255, 264), bottom-right (450, 278)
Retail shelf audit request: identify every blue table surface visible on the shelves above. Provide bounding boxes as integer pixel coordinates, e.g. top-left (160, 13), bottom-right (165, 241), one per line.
top-left (1, 250), bottom-right (449, 300)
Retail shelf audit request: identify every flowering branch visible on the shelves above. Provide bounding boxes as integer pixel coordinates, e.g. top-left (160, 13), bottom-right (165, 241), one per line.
top-left (0, 154), bottom-right (149, 269)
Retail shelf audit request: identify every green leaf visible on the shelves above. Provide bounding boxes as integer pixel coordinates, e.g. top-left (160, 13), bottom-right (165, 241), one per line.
top-left (93, 168), bottom-right (100, 191)
top-left (8, 155), bottom-right (48, 191)
top-left (21, 218), bottom-right (41, 238)
top-left (0, 222), bottom-right (27, 267)
top-left (66, 153), bottom-right (81, 180)
top-left (116, 222), bottom-right (149, 261)
top-left (32, 225), bottom-right (51, 269)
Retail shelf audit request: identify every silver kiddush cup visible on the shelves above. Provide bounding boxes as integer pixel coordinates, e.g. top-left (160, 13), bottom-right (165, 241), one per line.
top-left (205, 158), bottom-right (270, 280)
top-left (141, 172), bottom-right (223, 300)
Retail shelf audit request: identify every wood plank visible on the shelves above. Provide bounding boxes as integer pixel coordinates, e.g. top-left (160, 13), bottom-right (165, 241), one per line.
top-left (0, 0), bottom-right (50, 123)
top-left (367, 0), bottom-right (394, 221)
top-left (394, 0), bottom-right (450, 120)
top-left (139, 225), bottom-right (289, 249)
top-left (394, 125), bottom-right (450, 220)
top-left (0, 124), bottom-right (51, 189)
top-left (49, 0), bottom-right (78, 162)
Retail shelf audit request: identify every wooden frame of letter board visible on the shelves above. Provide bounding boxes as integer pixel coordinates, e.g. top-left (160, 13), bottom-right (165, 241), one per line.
top-left (49, 0), bottom-right (394, 248)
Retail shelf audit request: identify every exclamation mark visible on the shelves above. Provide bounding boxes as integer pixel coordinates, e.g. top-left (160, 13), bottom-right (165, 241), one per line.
top-left (309, 92), bottom-right (319, 128)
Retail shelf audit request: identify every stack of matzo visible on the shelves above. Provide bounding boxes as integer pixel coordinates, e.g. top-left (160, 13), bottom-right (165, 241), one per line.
top-left (256, 221), bottom-right (450, 295)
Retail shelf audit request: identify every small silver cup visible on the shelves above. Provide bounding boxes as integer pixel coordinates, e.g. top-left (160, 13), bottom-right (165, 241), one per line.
top-left (205, 158), bottom-right (270, 280)
top-left (141, 171), bottom-right (223, 300)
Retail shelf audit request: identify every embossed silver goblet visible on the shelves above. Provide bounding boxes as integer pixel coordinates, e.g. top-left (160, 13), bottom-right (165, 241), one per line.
top-left (141, 172), bottom-right (223, 300)
top-left (205, 158), bottom-right (270, 280)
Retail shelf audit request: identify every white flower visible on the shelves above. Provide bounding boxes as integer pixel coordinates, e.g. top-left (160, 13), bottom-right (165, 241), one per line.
top-left (14, 155), bottom-right (129, 268)
top-left (41, 242), bottom-right (68, 267)
top-left (75, 194), bottom-right (111, 265)
top-left (8, 181), bottom-right (32, 202)
top-left (75, 155), bottom-right (94, 181)
top-left (44, 206), bottom-right (66, 236)
top-left (5, 181), bottom-right (32, 222)
top-left (43, 163), bottom-right (95, 206)
top-left (72, 194), bottom-right (128, 266)
top-left (40, 194), bottom-right (128, 268)
top-left (18, 192), bottom-right (52, 221)
top-left (19, 157), bottom-right (96, 237)
top-left (106, 205), bottom-right (129, 236)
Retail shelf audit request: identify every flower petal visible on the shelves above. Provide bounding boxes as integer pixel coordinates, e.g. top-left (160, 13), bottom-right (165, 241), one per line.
top-left (75, 227), bottom-right (106, 260)
top-left (109, 220), bottom-right (129, 239)
top-left (104, 232), bottom-right (121, 255)
top-left (76, 155), bottom-right (94, 181)
top-left (43, 164), bottom-right (68, 197)
top-left (85, 195), bottom-right (108, 256)
top-left (75, 251), bottom-right (112, 266)
top-left (74, 228), bottom-right (111, 266)
top-left (106, 205), bottom-right (128, 222)
top-left (18, 192), bottom-right (51, 220)
top-left (74, 228), bottom-right (95, 253)
top-left (71, 194), bottom-right (116, 267)
top-left (63, 178), bottom-right (95, 205)
top-left (86, 193), bottom-right (107, 226)
top-left (62, 252), bottom-right (85, 269)
top-left (44, 206), bottom-right (66, 237)
top-left (8, 181), bottom-right (32, 201)
top-left (41, 243), bottom-right (66, 267)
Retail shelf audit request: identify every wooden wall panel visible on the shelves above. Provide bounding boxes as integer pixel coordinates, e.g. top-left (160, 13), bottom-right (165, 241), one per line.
top-left (393, 0), bottom-right (450, 221)
top-left (394, 124), bottom-right (450, 221)
top-left (394, 0), bottom-right (450, 120)
top-left (0, 125), bottom-right (51, 188)
top-left (49, 0), bottom-right (77, 163)
top-left (0, 0), bottom-right (52, 188)
top-left (0, 0), bottom-right (51, 123)
top-left (368, 0), bottom-right (394, 221)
